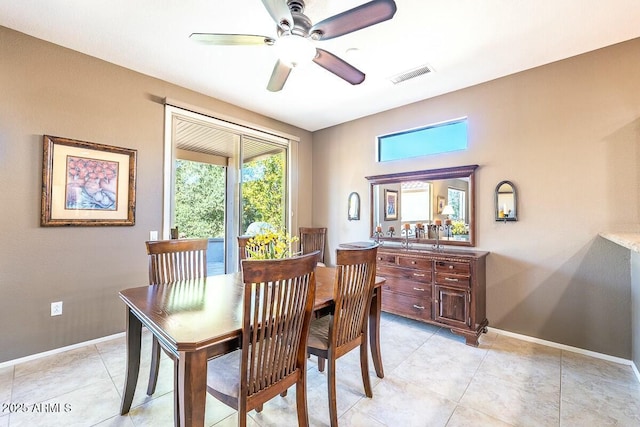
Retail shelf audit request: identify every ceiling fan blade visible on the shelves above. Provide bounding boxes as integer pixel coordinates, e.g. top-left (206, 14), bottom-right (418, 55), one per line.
top-left (267, 59), bottom-right (292, 92)
top-left (310, 0), bottom-right (397, 41)
top-left (261, 0), bottom-right (294, 31)
top-left (313, 48), bottom-right (365, 85)
top-left (190, 33), bottom-right (275, 46)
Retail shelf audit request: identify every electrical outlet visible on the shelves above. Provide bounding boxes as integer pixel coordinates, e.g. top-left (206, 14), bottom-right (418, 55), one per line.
top-left (149, 230), bottom-right (158, 241)
top-left (51, 301), bottom-right (63, 316)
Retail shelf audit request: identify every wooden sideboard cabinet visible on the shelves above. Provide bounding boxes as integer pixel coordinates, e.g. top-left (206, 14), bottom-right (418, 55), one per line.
top-left (376, 246), bottom-right (489, 346)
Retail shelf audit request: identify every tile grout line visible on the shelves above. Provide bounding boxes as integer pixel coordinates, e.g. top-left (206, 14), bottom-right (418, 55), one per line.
top-left (361, 330), bottom-right (433, 427)
top-left (345, 323), bottom-right (442, 427)
top-left (446, 331), bottom-right (512, 426)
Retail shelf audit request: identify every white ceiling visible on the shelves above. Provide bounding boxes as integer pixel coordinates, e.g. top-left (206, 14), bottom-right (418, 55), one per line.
top-left (2, 0), bottom-right (640, 132)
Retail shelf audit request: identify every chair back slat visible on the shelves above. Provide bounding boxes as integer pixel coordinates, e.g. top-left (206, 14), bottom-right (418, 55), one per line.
top-left (146, 239), bottom-right (208, 284)
top-left (299, 227), bottom-right (327, 263)
top-left (332, 245), bottom-right (378, 348)
top-left (240, 251), bottom-right (318, 398)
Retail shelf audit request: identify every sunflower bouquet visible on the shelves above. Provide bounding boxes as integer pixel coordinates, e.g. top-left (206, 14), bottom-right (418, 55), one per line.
top-left (246, 229), bottom-right (299, 260)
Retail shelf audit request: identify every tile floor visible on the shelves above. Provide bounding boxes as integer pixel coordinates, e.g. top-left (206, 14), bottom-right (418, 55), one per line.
top-left (2, 313), bottom-right (640, 426)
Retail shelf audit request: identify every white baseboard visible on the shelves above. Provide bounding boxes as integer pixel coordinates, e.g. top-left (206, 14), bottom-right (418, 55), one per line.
top-left (3, 328), bottom-right (640, 385)
top-left (0, 332), bottom-right (125, 369)
top-left (632, 360), bottom-right (640, 383)
top-left (488, 327), bottom-right (640, 383)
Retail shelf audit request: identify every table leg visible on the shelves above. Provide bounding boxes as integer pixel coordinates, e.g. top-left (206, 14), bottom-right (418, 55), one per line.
top-left (173, 359), bottom-right (180, 427)
top-left (120, 307), bottom-right (142, 415)
top-left (177, 349), bottom-right (207, 427)
top-left (369, 287), bottom-right (384, 378)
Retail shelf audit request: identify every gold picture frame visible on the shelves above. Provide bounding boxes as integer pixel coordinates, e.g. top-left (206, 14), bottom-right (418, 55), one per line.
top-left (437, 196), bottom-right (446, 214)
top-left (384, 189), bottom-right (398, 221)
top-left (41, 135), bottom-right (137, 226)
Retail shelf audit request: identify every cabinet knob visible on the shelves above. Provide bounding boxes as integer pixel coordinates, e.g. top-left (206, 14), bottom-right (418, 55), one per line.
top-left (411, 261), bottom-right (416, 264)
top-left (448, 265), bottom-right (454, 269)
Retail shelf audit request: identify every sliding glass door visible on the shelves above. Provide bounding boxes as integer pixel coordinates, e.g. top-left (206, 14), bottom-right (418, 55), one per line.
top-left (164, 105), bottom-right (294, 274)
top-left (174, 159), bottom-right (226, 275)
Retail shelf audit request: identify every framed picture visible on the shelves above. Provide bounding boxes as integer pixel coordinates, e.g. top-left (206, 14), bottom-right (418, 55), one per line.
top-left (437, 196), bottom-right (446, 214)
top-left (41, 135), bottom-right (137, 226)
top-left (384, 189), bottom-right (398, 221)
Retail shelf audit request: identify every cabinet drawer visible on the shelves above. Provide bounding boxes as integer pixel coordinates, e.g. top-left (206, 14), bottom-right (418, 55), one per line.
top-left (397, 256), bottom-right (432, 271)
top-left (376, 253), bottom-right (397, 266)
top-left (382, 290), bottom-right (432, 322)
top-left (382, 276), bottom-right (432, 298)
top-left (376, 265), bottom-right (402, 278)
top-left (434, 273), bottom-right (470, 289)
top-left (435, 261), bottom-right (470, 275)
top-left (377, 265), bottom-right (431, 283)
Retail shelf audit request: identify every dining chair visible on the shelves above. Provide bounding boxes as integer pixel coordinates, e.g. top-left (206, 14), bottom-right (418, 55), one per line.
top-left (299, 227), bottom-right (327, 265)
top-left (145, 238), bottom-right (208, 397)
top-left (206, 251), bottom-right (319, 427)
top-left (237, 235), bottom-right (260, 269)
top-left (307, 245), bottom-right (378, 427)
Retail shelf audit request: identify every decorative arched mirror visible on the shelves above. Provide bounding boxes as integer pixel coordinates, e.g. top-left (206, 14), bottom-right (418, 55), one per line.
top-left (366, 165), bottom-right (478, 247)
top-left (495, 180), bottom-right (517, 221)
top-left (348, 192), bottom-right (360, 221)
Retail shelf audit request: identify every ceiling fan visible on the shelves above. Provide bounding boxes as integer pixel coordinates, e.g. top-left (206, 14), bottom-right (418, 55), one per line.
top-left (190, 0), bottom-right (397, 91)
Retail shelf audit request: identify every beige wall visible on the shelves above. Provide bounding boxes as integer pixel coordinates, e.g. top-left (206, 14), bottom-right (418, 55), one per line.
top-left (0, 26), bottom-right (313, 363)
top-left (2, 24), bottom-right (638, 362)
top-left (313, 38), bottom-right (640, 358)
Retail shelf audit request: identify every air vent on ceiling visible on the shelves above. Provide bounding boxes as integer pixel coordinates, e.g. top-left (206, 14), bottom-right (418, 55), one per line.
top-left (389, 64), bottom-right (433, 84)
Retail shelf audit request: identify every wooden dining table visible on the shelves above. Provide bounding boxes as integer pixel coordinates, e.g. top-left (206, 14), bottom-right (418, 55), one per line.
top-left (118, 266), bottom-right (385, 427)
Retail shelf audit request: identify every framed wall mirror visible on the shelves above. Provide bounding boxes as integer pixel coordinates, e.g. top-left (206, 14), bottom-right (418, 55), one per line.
top-left (366, 165), bottom-right (478, 247)
top-left (348, 192), bottom-right (360, 221)
top-left (495, 180), bottom-right (517, 221)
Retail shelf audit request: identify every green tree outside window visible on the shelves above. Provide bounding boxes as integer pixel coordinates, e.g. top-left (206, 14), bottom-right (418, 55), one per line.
top-left (175, 160), bottom-right (225, 238)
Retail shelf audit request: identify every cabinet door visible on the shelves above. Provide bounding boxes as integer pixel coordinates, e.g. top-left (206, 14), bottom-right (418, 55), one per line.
top-left (434, 285), bottom-right (469, 328)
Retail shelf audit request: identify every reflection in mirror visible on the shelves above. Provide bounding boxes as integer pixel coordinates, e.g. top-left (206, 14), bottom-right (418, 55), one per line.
top-left (348, 192), bottom-right (360, 221)
top-left (366, 165), bottom-right (478, 247)
top-left (495, 180), bottom-right (517, 221)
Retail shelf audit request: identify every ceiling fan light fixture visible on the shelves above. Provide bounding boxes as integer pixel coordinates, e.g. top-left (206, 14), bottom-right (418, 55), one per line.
top-left (275, 34), bottom-right (316, 67)
top-left (310, 30), bottom-right (322, 41)
top-left (279, 20), bottom-right (291, 31)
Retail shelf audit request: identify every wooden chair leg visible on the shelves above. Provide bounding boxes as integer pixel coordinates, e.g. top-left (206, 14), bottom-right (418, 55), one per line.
top-left (318, 356), bottom-right (325, 372)
top-left (280, 390), bottom-right (288, 397)
top-left (147, 336), bottom-right (161, 395)
top-left (296, 376), bottom-right (310, 427)
top-left (327, 356), bottom-right (338, 427)
top-left (359, 342), bottom-right (372, 398)
top-left (255, 404), bottom-right (263, 413)
top-left (239, 401), bottom-right (247, 427)
top-left (240, 415), bottom-right (247, 427)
